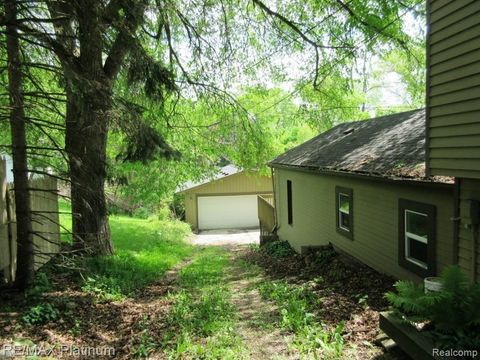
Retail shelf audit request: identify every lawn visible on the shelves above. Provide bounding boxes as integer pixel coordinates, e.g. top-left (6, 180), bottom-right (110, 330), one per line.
top-left (59, 200), bottom-right (194, 299)
top-left (0, 201), bottom-right (196, 359)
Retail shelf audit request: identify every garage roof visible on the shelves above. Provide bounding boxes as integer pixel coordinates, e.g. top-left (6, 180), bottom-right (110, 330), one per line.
top-left (176, 165), bottom-right (242, 193)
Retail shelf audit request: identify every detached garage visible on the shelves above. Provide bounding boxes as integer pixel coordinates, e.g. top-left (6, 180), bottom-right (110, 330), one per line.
top-left (177, 165), bottom-right (273, 232)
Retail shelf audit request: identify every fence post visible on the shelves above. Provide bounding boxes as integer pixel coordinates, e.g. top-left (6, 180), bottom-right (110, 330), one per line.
top-left (0, 158), bottom-right (15, 284)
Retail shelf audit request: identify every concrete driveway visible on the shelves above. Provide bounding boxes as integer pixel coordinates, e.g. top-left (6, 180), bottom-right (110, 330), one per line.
top-left (191, 229), bottom-right (260, 246)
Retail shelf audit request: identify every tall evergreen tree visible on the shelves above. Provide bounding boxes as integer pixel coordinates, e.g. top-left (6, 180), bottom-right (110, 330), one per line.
top-left (5, 0), bottom-right (34, 288)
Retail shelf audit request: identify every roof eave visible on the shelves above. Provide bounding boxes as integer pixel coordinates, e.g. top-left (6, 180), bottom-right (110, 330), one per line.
top-left (175, 168), bottom-right (247, 194)
top-left (268, 162), bottom-right (454, 188)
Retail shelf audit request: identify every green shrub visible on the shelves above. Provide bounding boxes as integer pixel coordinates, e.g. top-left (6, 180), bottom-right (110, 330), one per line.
top-left (264, 240), bottom-right (295, 258)
top-left (133, 207), bottom-right (150, 219)
top-left (386, 266), bottom-right (480, 349)
top-left (22, 303), bottom-right (59, 325)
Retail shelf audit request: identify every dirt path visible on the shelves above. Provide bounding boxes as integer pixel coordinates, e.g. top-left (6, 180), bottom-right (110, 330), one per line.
top-left (113, 257), bottom-right (195, 358)
top-left (226, 247), bottom-right (298, 360)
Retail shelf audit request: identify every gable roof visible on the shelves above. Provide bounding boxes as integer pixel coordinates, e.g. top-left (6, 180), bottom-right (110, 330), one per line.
top-left (176, 164), bottom-right (242, 193)
top-left (270, 109), bottom-right (451, 183)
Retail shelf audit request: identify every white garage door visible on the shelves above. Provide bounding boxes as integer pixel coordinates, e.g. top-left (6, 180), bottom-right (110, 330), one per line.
top-left (198, 195), bottom-right (259, 230)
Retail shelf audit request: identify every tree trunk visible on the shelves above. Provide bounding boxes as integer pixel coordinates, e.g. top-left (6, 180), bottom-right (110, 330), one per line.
top-left (65, 83), bottom-right (114, 255)
top-left (45, 0), bottom-right (147, 256)
top-left (5, 0), bottom-right (35, 288)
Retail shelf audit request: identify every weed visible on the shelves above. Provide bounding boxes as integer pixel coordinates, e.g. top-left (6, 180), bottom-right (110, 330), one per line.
top-left (258, 280), bottom-right (344, 358)
top-left (264, 240), bottom-right (295, 258)
top-left (353, 293), bottom-right (369, 310)
top-left (22, 303), bottom-right (59, 325)
top-left (162, 247), bottom-right (247, 358)
top-left (132, 315), bottom-right (157, 359)
top-left (81, 275), bottom-right (124, 301)
top-left (69, 319), bottom-right (82, 337)
top-left (248, 243), bottom-right (260, 252)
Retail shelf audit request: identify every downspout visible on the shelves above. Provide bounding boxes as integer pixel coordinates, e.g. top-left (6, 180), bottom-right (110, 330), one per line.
top-left (472, 222), bottom-right (478, 283)
top-left (470, 197), bottom-right (479, 283)
top-left (452, 178), bottom-right (460, 267)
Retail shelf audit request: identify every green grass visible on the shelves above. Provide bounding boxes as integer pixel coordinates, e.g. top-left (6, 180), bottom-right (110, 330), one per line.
top-left (58, 199), bottom-right (73, 243)
top-left (258, 280), bottom-right (345, 359)
top-left (59, 200), bottom-right (194, 300)
top-left (161, 247), bottom-right (247, 360)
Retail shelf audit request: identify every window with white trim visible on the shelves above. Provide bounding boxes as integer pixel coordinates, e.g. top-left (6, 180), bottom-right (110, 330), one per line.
top-left (336, 187), bottom-right (353, 239)
top-left (399, 199), bottom-right (436, 277)
top-left (404, 210), bottom-right (428, 269)
top-left (339, 193), bottom-right (351, 231)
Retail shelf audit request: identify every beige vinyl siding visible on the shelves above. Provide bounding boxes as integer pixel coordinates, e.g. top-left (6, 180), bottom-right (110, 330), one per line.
top-left (182, 171), bottom-right (272, 230)
top-left (427, 0), bottom-right (480, 179)
top-left (274, 168), bottom-right (455, 282)
top-left (457, 178), bottom-right (480, 282)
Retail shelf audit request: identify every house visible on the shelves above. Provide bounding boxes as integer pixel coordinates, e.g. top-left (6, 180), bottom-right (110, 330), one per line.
top-left (177, 165), bottom-right (273, 232)
top-left (264, 109), bottom-right (456, 282)
top-left (425, 0), bottom-right (480, 283)
top-left (264, 0), bottom-right (480, 283)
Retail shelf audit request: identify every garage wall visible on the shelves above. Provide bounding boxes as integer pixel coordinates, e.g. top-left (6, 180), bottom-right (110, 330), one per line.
top-left (274, 167), bottom-right (455, 282)
top-left (182, 171), bottom-right (272, 230)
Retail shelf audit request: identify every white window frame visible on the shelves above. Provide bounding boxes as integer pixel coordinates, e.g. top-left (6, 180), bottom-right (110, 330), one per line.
top-left (404, 209), bottom-right (428, 269)
top-left (338, 193), bottom-right (351, 232)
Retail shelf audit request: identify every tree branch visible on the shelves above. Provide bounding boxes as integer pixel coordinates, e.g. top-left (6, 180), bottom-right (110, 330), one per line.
top-left (252, 0), bottom-right (352, 50)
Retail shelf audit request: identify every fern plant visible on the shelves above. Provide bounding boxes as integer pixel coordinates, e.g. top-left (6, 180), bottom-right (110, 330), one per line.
top-left (386, 266), bottom-right (480, 349)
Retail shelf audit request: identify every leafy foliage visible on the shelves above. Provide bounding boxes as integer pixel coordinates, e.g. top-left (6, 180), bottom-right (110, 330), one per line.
top-left (263, 240), bottom-right (296, 258)
top-left (22, 303), bottom-right (59, 326)
top-left (386, 266), bottom-right (480, 349)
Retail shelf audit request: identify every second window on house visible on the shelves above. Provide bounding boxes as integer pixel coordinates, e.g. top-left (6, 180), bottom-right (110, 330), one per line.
top-left (399, 199), bottom-right (436, 277)
top-left (336, 187), bottom-right (353, 239)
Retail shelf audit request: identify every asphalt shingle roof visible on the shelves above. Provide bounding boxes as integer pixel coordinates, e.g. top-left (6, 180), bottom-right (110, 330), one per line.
top-left (270, 109), bottom-right (449, 182)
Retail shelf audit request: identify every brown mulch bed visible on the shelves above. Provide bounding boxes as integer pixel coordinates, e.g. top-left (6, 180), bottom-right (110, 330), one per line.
top-left (243, 243), bottom-right (410, 359)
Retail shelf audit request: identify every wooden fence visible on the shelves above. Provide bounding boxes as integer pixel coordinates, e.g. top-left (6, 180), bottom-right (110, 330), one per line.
top-left (0, 157), bottom-right (60, 284)
top-left (258, 194), bottom-right (277, 245)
